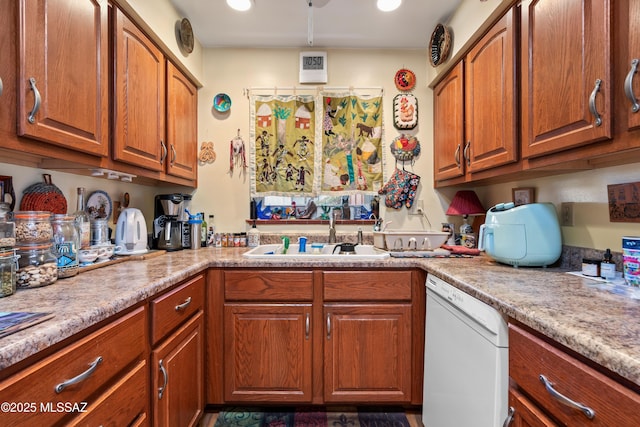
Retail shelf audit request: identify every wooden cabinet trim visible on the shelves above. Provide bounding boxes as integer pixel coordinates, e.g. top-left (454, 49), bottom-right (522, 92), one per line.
top-left (323, 270), bottom-right (412, 301)
top-left (224, 270), bottom-right (314, 301)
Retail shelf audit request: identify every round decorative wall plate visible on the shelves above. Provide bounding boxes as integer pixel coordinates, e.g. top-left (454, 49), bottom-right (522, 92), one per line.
top-left (394, 68), bottom-right (416, 91)
top-left (178, 18), bottom-right (194, 54)
top-left (213, 93), bottom-right (231, 112)
top-left (393, 94), bottom-right (418, 130)
top-left (430, 23), bottom-right (452, 67)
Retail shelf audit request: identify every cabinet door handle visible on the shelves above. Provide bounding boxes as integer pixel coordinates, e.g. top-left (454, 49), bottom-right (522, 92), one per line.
top-left (625, 59), bottom-right (639, 113)
top-left (464, 141), bottom-right (471, 166)
top-left (454, 143), bottom-right (461, 168)
top-left (0, 76), bottom-right (3, 97)
top-left (326, 314), bottom-right (331, 340)
top-left (539, 374), bottom-right (595, 419)
top-left (54, 356), bottom-right (103, 393)
top-left (158, 359), bottom-right (168, 400)
top-left (502, 407), bottom-right (515, 427)
top-left (170, 144), bottom-right (177, 165)
top-left (175, 296), bottom-right (192, 311)
top-left (27, 77), bottom-right (41, 124)
top-left (305, 313), bottom-right (310, 340)
top-left (588, 79), bottom-right (603, 127)
top-left (160, 140), bottom-right (167, 164)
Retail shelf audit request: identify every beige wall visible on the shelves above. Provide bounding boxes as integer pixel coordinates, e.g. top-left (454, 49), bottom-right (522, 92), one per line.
top-left (192, 47), bottom-right (455, 235)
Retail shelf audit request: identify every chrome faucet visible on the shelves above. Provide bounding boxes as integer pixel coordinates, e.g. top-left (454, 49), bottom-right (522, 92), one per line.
top-left (328, 212), bottom-right (337, 243)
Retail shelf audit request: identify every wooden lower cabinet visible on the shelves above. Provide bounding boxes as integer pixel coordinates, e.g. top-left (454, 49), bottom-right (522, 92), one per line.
top-left (217, 268), bottom-right (421, 405)
top-left (323, 303), bottom-right (412, 403)
top-left (508, 323), bottom-right (640, 426)
top-left (152, 311), bottom-right (204, 427)
top-left (224, 304), bottom-right (313, 402)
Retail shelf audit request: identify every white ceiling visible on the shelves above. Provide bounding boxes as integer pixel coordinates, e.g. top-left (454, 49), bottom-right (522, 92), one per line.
top-left (170, 0), bottom-right (462, 49)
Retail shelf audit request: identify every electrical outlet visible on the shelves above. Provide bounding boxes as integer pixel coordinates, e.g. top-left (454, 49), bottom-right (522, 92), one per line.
top-left (409, 199), bottom-right (424, 215)
top-left (561, 202), bottom-right (574, 226)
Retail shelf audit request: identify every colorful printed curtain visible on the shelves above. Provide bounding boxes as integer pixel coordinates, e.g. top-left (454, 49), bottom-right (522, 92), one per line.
top-left (320, 93), bottom-right (384, 195)
top-left (250, 94), bottom-right (320, 196)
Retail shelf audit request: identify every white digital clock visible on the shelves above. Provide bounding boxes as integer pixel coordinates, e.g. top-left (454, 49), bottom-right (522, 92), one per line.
top-left (299, 51), bottom-right (328, 84)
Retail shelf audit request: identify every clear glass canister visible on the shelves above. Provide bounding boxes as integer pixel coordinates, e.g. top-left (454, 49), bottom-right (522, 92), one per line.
top-left (0, 202), bottom-right (15, 248)
top-left (13, 211), bottom-right (53, 244)
top-left (0, 250), bottom-right (18, 297)
top-left (16, 243), bottom-right (58, 288)
top-left (51, 214), bottom-right (79, 278)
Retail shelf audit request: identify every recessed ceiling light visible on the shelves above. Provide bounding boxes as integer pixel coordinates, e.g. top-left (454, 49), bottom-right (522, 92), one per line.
top-left (227, 0), bottom-right (252, 12)
top-left (377, 0), bottom-right (401, 12)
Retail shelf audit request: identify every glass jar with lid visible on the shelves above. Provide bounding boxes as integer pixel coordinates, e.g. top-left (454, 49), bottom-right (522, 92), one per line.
top-left (0, 202), bottom-right (15, 248)
top-left (13, 211), bottom-right (53, 244)
top-left (0, 249), bottom-right (19, 297)
top-left (16, 243), bottom-right (58, 288)
top-left (51, 214), bottom-right (79, 278)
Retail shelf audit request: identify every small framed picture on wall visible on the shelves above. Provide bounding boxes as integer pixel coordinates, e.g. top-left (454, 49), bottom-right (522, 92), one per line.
top-left (512, 187), bottom-right (535, 206)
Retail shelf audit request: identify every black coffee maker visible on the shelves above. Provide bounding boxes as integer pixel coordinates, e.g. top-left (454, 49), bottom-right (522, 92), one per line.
top-left (153, 194), bottom-right (184, 251)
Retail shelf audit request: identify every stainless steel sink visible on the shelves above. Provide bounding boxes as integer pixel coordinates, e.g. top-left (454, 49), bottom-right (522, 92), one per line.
top-left (242, 244), bottom-right (390, 260)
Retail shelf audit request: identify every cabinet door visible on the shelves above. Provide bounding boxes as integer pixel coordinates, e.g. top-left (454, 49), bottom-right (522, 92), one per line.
top-left (615, 0), bottom-right (640, 133)
top-left (224, 303), bottom-right (312, 402)
top-left (507, 387), bottom-right (559, 427)
top-left (324, 304), bottom-right (412, 403)
top-left (113, 7), bottom-right (165, 172)
top-left (166, 61), bottom-right (198, 181)
top-left (521, 0), bottom-right (611, 158)
top-left (433, 61), bottom-right (465, 181)
top-left (152, 311), bottom-right (204, 427)
top-left (465, 8), bottom-right (518, 173)
top-left (17, 0), bottom-right (108, 156)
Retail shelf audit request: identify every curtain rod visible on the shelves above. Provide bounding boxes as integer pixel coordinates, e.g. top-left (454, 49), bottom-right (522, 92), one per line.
top-left (243, 86), bottom-right (384, 96)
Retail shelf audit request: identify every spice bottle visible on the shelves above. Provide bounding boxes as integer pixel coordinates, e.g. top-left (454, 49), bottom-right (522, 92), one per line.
top-left (600, 248), bottom-right (616, 280)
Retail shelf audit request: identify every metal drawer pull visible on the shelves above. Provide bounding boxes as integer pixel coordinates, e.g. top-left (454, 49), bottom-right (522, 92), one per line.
top-left (625, 59), bottom-right (639, 113)
top-left (0, 76), bottom-right (3, 97)
top-left (502, 406), bottom-right (515, 427)
top-left (27, 77), bottom-right (41, 124)
top-left (55, 356), bottom-right (103, 393)
top-left (158, 359), bottom-right (168, 400)
top-left (175, 296), bottom-right (192, 311)
top-left (539, 374), bottom-right (595, 419)
top-left (326, 314), bottom-right (331, 340)
top-left (160, 140), bottom-right (167, 164)
top-left (305, 313), bottom-right (310, 340)
top-left (454, 143), bottom-right (461, 168)
top-left (588, 79), bottom-right (603, 127)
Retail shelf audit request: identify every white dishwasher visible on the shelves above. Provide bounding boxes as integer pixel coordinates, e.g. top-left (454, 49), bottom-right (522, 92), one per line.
top-left (423, 274), bottom-right (508, 427)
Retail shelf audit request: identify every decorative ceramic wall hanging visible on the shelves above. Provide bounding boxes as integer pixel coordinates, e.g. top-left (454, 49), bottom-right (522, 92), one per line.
top-left (198, 141), bottom-right (217, 164)
top-left (390, 134), bottom-right (420, 163)
top-left (394, 68), bottom-right (416, 91)
top-left (393, 93), bottom-right (418, 129)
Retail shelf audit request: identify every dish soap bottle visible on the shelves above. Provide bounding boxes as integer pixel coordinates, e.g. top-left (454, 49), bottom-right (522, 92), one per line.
top-left (600, 248), bottom-right (616, 280)
top-left (247, 221), bottom-right (260, 247)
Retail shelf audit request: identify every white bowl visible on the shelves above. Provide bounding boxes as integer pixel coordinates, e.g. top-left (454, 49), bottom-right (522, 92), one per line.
top-left (78, 248), bottom-right (99, 263)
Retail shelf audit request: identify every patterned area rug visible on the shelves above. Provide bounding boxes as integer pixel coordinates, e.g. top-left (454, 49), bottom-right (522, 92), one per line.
top-left (213, 407), bottom-right (411, 427)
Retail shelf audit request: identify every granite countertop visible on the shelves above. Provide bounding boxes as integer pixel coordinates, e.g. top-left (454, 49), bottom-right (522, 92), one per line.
top-left (0, 248), bottom-right (639, 390)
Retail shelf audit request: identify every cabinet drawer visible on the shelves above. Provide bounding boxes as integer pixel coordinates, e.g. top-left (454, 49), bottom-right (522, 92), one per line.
top-left (151, 274), bottom-right (205, 345)
top-left (67, 360), bottom-right (149, 426)
top-left (0, 306), bottom-right (146, 426)
top-left (323, 270), bottom-right (412, 301)
top-left (224, 270), bottom-right (313, 301)
top-left (509, 324), bottom-right (640, 426)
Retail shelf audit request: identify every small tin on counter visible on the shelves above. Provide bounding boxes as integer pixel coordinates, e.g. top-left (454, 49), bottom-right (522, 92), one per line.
top-left (581, 258), bottom-right (601, 277)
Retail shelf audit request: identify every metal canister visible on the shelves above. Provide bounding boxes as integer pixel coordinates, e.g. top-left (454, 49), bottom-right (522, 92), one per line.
top-left (90, 218), bottom-right (109, 246)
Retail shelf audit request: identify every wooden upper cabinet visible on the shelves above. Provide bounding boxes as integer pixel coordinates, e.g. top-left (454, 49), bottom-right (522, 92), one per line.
top-left (521, 0), bottom-right (611, 159)
top-left (433, 61), bottom-right (465, 182)
top-left (113, 7), bottom-right (165, 172)
top-left (465, 8), bottom-right (518, 174)
top-left (17, 0), bottom-right (109, 157)
top-left (166, 62), bottom-right (198, 181)
top-left (618, 0), bottom-right (640, 133)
